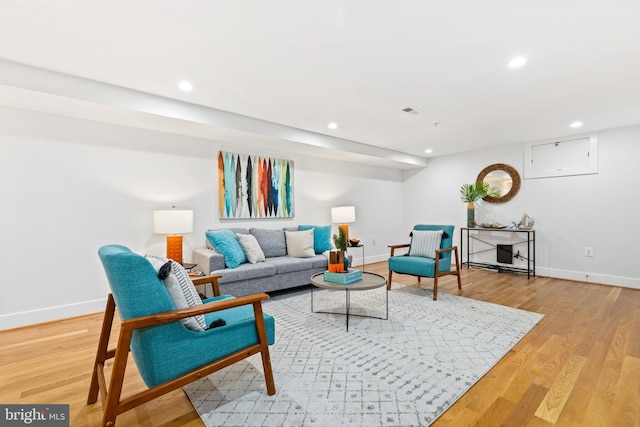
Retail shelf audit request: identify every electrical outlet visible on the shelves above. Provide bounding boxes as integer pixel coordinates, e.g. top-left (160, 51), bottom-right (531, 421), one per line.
top-left (372, 238), bottom-right (376, 246)
top-left (584, 247), bottom-right (594, 257)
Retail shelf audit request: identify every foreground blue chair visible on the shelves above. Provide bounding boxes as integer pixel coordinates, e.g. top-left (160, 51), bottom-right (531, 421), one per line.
top-left (388, 224), bottom-right (461, 300)
top-left (87, 245), bottom-right (276, 426)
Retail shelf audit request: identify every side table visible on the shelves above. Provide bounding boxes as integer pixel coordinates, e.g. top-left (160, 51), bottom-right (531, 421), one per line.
top-left (347, 244), bottom-right (365, 271)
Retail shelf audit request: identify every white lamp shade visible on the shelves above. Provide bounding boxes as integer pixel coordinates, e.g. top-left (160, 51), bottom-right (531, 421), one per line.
top-left (153, 209), bottom-right (193, 234)
top-left (331, 206), bottom-right (356, 223)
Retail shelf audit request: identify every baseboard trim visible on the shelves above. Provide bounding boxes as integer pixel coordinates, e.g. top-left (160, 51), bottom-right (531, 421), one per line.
top-left (3, 266), bottom-right (637, 330)
top-left (0, 298), bottom-right (107, 331)
top-left (357, 254), bottom-right (388, 267)
top-left (535, 267), bottom-right (640, 290)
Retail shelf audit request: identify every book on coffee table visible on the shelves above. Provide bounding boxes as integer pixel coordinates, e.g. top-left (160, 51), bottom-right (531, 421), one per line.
top-left (323, 269), bottom-right (363, 284)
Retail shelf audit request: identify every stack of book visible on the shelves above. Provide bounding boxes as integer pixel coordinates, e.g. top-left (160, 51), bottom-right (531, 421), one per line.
top-left (323, 269), bottom-right (363, 284)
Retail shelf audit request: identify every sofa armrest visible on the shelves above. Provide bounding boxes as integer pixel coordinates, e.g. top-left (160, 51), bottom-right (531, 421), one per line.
top-left (193, 248), bottom-right (225, 274)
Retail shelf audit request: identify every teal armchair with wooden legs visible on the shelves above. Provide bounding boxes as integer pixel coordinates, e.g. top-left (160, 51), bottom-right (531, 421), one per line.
top-left (88, 245), bottom-right (276, 427)
top-left (387, 224), bottom-right (462, 300)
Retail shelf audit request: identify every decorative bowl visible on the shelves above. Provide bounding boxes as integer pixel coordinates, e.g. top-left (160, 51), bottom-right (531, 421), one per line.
top-left (349, 238), bottom-right (360, 246)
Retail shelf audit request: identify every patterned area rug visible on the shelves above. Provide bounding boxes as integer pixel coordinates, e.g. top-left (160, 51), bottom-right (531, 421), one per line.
top-left (183, 284), bottom-right (544, 426)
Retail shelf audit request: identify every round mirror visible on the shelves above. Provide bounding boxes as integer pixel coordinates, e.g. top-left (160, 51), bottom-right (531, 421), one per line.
top-left (476, 163), bottom-right (521, 203)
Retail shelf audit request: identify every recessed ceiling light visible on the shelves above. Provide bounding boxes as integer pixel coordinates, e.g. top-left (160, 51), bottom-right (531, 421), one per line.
top-left (507, 56), bottom-right (527, 68)
top-left (570, 121), bottom-right (583, 128)
top-left (178, 81), bottom-right (194, 91)
top-left (327, 122), bottom-right (338, 129)
top-left (424, 149), bottom-right (433, 154)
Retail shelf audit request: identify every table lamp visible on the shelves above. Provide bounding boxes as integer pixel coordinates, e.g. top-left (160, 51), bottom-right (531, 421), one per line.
top-left (153, 206), bottom-right (193, 264)
top-left (331, 206), bottom-right (356, 242)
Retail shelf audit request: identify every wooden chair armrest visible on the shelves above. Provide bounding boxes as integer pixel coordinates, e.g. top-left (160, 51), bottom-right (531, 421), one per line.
top-left (435, 246), bottom-right (457, 255)
top-left (121, 293), bottom-right (270, 330)
top-left (191, 274), bottom-right (222, 297)
top-left (388, 243), bottom-right (410, 257)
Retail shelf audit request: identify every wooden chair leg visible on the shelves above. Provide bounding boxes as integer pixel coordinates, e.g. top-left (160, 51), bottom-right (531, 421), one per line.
top-left (252, 302), bottom-right (276, 396)
top-left (87, 293), bottom-right (132, 426)
top-left (433, 275), bottom-right (438, 301)
top-left (387, 271), bottom-right (393, 290)
top-left (102, 326), bottom-right (135, 427)
top-left (433, 255), bottom-right (440, 300)
top-left (454, 247), bottom-right (462, 289)
top-left (88, 294), bottom-right (116, 405)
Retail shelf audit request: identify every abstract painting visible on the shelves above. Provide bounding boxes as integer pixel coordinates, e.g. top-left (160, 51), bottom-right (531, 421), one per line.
top-left (218, 151), bottom-right (294, 219)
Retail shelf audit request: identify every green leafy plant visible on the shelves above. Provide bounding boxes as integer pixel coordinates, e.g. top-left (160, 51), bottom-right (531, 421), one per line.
top-left (460, 181), bottom-right (501, 203)
top-left (332, 227), bottom-right (347, 252)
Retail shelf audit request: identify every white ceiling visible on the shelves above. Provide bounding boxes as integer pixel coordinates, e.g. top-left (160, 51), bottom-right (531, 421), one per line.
top-left (1, 1), bottom-right (639, 169)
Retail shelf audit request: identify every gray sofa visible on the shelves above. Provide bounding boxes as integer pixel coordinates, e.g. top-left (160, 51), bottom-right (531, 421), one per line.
top-left (193, 227), bottom-right (345, 297)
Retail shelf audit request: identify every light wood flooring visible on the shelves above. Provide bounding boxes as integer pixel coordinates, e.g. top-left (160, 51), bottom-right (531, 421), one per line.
top-left (1, 263), bottom-right (639, 426)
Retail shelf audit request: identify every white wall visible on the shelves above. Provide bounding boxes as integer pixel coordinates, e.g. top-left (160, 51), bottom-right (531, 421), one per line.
top-left (3, 106), bottom-right (638, 330)
top-left (0, 107), bottom-right (404, 329)
top-left (403, 125), bottom-right (640, 288)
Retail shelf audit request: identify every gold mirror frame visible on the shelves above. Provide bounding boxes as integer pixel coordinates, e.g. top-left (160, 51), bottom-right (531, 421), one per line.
top-left (476, 163), bottom-right (521, 204)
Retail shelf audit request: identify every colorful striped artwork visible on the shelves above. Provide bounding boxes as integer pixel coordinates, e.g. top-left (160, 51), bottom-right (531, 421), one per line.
top-left (218, 151), bottom-right (294, 219)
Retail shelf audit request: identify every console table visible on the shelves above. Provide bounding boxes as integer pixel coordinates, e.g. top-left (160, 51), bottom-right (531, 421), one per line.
top-left (460, 227), bottom-right (536, 278)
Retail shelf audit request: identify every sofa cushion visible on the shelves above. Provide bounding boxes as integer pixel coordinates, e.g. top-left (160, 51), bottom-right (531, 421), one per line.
top-left (236, 233), bottom-right (266, 264)
top-left (388, 255), bottom-right (438, 277)
top-left (249, 228), bottom-right (287, 258)
top-left (145, 255), bottom-right (207, 331)
top-left (298, 224), bottom-right (333, 253)
top-left (212, 262), bottom-right (276, 283)
top-left (309, 254), bottom-right (330, 269)
top-left (267, 256), bottom-right (316, 274)
top-left (285, 229), bottom-right (315, 258)
top-left (205, 230), bottom-right (247, 268)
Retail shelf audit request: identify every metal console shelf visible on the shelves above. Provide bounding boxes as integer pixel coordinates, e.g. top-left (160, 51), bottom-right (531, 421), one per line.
top-left (460, 227), bottom-right (536, 279)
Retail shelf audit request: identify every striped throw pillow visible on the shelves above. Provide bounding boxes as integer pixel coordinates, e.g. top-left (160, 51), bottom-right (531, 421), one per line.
top-left (409, 230), bottom-right (443, 259)
top-left (146, 255), bottom-right (207, 331)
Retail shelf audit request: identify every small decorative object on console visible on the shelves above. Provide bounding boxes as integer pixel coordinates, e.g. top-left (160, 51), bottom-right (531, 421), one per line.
top-left (349, 238), bottom-right (360, 246)
top-left (518, 213), bottom-right (535, 230)
top-left (479, 223), bottom-right (508, 229)
top-left (323, 269), bottom-right (363, 284)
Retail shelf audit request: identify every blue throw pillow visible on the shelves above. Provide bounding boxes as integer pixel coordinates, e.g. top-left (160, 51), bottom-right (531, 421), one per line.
top-left (205, 230), bottom-right (247, 268)
top-left (299, 225), bottom-right (333, 254)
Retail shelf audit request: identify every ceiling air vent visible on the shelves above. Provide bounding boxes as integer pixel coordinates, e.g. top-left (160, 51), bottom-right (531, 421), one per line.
top-left (401, 106), bottom-right (422, 115)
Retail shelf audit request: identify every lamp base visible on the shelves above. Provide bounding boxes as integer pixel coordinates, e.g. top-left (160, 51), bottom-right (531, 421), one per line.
top-left (166, 235), bottom-right (183, 264)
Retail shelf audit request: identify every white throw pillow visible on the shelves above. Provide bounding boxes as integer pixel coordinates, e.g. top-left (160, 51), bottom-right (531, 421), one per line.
top-left (145, 255), bottom-right (207, 331)
top-left (409, 230), bottom-right (443, 259)
top-left (285, 229), bottom-right (315, 258)
top-left (236, 233), bottom-right (266, 264)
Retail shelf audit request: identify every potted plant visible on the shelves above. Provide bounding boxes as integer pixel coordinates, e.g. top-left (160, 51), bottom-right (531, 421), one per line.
top-left (460, 181), bottom-right (501, 227)
top-left (333, 227), bottom-right (348, 252)
top-left (330, 228), bottom-right (349, 272)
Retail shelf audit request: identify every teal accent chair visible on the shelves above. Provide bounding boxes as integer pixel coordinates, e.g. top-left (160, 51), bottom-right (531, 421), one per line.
top-left (88, 245), bottom-right (276, 426)
top-left (387, 225), bottom-right (462, 300)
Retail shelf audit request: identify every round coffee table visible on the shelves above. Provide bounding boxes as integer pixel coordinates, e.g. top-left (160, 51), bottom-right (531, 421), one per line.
top-left (310, 271), bottom-right (388, 331)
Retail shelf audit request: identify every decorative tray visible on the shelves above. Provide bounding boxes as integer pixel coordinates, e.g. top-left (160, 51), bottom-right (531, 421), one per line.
top-left (479, 223), bottom-right (508, 229)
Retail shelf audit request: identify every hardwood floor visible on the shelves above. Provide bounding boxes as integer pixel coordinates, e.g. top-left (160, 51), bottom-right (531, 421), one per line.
top-left (1, 263), bottom-right (639, 426)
